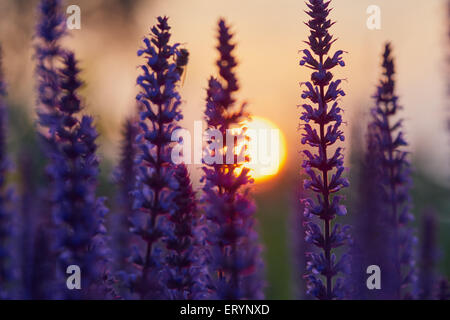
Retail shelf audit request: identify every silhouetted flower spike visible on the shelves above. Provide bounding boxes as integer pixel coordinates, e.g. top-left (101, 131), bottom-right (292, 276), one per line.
top-left (52, 52), bottom-right (109, 299)
top-left (35, 0), bottom-right (66, 135)
top-left (132, 16), bottom-right (185, 299)
top-left (299, 0), bottom-right (350, 300)
top-left (0, 46), bottom-right (14, 299)
top-left (203, 19), bottom-right (264, 300)
top-left (216, 20), bottom-right (238, 106)
top-left (370, 43), bottom-right (416, 298)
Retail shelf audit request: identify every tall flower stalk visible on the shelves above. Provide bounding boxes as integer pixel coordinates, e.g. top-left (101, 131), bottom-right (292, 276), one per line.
top-left (369, 43), bottom-right (416, 298)
top-left (203, 19), bottom-right (264, 300)
top-left (0, 46), bottom-right (14, 299)
top-left (52, 52), bottom-right (109, 299)
top-left (299, 0), bottom-right (350, 300)
top-left (131, 16), bottom-right (186, 299)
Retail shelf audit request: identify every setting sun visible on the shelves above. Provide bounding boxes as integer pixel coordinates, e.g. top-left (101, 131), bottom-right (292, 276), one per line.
top-left (244, 116), bottom-right (287, 183)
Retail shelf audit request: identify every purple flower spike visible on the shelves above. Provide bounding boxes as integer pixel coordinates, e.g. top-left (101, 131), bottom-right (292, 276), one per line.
top-left (0, 46), bottom-right (14, 299)
top-left (369, 43), bottom-right (416, 299)
top-left (131, 16), bottom-right (186, 299)
top-left (203, 19), bottom-right (264, 300)
top-left (299, 0), bottom-right (350, 300)
top-left (52, 52), bottom-right (109, 299)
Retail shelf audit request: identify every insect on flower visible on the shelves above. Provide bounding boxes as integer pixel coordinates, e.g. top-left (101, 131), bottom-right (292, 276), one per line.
top-left (176, 48), bottom-right (189, 86)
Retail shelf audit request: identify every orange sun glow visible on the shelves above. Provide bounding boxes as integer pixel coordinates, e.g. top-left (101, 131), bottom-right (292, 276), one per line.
top-left (243, 116), bottom-right (287, 183)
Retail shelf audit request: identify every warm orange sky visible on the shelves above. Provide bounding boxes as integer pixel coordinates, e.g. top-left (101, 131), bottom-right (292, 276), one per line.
top-left (0, 0), bottom-right (448, 185)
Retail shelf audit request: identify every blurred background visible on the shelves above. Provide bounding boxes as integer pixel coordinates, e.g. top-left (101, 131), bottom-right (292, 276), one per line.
top-left (0, 0), bottom-right (448, 299)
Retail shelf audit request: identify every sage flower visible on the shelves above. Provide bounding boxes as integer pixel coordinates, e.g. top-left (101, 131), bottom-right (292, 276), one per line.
top-left (203, 19), bottom-right (264, 300)
top-left (51, 52), bottom-right (109, 299)
top-left (299, 0), bottom-right (350, 300)
top-left (131, 16), bottom-right (185, 299)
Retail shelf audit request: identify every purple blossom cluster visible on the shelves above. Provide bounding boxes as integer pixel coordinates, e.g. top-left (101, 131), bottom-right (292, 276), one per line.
top-left (299, 0), bottom-right (351, 300)
top-left (202, 19), bottom-right (264, 300)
